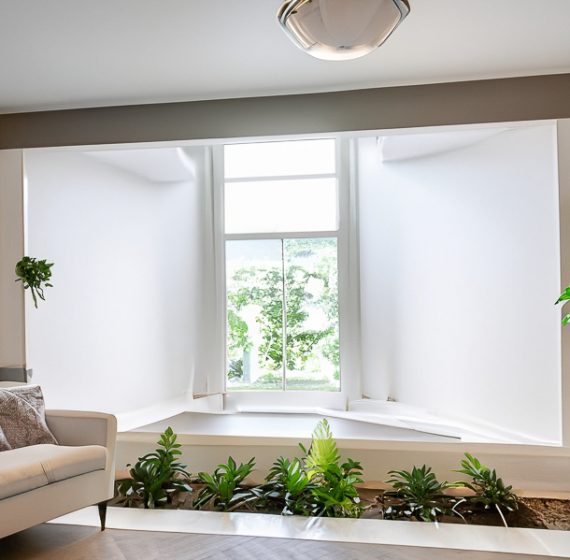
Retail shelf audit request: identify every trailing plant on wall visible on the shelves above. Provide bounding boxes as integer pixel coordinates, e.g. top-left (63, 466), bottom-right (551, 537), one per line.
top-left (117, 427), bottom-right (192, 509)
top-left (15, 256), bottom-right (53, 308)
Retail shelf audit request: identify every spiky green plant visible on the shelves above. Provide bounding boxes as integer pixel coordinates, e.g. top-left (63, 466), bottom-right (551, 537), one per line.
top-left (194, 456), bottom-right (256, 511)
top-left (117, 427), bottom-right (192, 509)
top-left (300, 419), bottom-right (363, 518)
top-left (253, 456), bottom-right (315, 516)
top-left (455, 453), bottom-right (518, 527)
top-left (302, 418), bottom-right (341, 479)
top-left (386, 465), bottom-right (450, 521)
top-left (15, 256), bottom-right (53, 308)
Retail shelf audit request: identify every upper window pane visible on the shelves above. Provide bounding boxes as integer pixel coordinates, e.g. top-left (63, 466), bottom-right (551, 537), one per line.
top-left (224, 177), bottom-right (338, 234)
top-left (224, 139), bottom-right (335, 179)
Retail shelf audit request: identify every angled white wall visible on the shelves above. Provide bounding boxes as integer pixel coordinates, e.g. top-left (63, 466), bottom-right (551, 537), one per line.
top-left (24, 149), bottom-right (204, 414)
top-left (358, 124), bottom-right (561, 443)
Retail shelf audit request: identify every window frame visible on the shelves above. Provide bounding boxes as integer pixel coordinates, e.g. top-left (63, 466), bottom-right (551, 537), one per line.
top-left (212, 136), bottom-right (360, 410)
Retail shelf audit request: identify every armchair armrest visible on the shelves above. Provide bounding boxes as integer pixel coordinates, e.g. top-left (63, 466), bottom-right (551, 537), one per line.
top-left (45, 410), bottom-right (117, 471)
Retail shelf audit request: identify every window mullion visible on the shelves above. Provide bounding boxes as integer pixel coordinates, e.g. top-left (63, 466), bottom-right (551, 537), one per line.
top-left (281, 238), bottom-right (287, 391)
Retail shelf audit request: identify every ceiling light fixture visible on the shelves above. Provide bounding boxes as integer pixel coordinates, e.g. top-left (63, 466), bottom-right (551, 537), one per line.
top-left (277, 0), bottom-right (410, 61)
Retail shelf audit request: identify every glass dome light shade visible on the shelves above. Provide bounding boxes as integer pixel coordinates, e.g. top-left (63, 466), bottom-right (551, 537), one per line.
top-left (278, 0), bottom-right (410, 61)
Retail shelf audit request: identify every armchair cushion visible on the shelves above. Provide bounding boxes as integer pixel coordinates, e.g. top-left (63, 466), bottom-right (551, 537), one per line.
top-left (0, 385), bottom-right (58, 449)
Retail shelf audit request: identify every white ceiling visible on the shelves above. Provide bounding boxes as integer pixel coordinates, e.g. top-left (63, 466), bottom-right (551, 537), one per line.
top-left (1, 0), bottom-right (569, 114)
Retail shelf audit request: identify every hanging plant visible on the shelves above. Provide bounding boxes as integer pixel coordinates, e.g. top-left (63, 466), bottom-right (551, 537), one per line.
top-left (15, 256), bottom-right (54, 308)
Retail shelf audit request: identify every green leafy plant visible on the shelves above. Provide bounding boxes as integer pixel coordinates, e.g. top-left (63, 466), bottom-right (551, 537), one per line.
top-left (253, 456), bottom-right (316, 516)
top-left (302, 418), bottom-right (341, 478)
top-left (556, 285), bottom-right (570, 325)
top-left (455, 453), bottom-right (518, 527)
top-left (117, 427), bottom-right (192, 509)
top-left (15, 256), bottom-right (54, 308)
top-left (309, 457), bottom-right (363, 518)
top-left (252, 420), bottom-right (364, 518)
top-left (300, 419), bottom-right (363, 518)
top-left (385, 465), bottom-right (451, 522)
top-left (194, 456), bottom-right (256, 511)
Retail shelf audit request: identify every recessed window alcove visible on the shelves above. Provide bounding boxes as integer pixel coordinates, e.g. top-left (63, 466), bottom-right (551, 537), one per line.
top-left (19, 120), bottom-right (566, 473)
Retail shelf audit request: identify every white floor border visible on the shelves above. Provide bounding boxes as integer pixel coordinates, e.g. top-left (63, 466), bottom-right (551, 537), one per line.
top-left (50, 507), bottom-right (570, 557)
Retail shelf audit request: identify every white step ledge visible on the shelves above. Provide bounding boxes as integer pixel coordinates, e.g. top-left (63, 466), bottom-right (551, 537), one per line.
top-left (52, 507), bottom-right (570, 557)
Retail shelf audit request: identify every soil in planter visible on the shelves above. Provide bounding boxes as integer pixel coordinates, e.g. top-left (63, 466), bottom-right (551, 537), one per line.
top-left (110, 480), bottom-right (206, 511)
top-left (111, 482), bottom-right (570, 530)
top-left (476, 498), bottom-right (570, 530)
top-left (364, 490), bottom-right (570, 530)
top-left (451, 500), bottom-right (545, 529)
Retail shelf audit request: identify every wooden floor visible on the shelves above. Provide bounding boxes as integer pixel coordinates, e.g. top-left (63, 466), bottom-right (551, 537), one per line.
top-left (0, 524), bottom-right (549, 560)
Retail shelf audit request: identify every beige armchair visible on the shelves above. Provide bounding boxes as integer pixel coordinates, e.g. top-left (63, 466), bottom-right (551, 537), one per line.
top-left (0, 410), bottom-right (117, 539)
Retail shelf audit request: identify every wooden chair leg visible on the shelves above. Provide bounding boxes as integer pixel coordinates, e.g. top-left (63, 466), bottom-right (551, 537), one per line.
top-left (98, 501), bottom-right (108, 531)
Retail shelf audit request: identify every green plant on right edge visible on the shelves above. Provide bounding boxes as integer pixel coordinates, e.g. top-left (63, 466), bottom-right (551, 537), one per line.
top-left (15, 256), bottom-right (54, 308)
top-left (301, 419), bottom-right (364, 518)
top-left (194, 456), bottom-right (256, 512)
top-left (385, 465), bottom-right (451, 522)
top-left (117, 427), bottom-right (192, 509)
top-left (455, 453), bottom-right (518, 527)
top-left (556, 285), bottom-right (570, 325)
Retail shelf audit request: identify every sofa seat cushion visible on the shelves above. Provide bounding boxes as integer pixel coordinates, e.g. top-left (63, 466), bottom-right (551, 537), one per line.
top-left (0, 444), bottom-right (107, 500)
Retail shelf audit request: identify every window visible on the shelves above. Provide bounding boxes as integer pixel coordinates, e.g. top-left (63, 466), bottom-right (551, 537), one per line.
top-left (222, 139), bottom-right (341, 392)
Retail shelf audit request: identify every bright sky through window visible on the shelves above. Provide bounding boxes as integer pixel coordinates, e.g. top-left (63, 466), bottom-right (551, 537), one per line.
top-left (224, 139), bottom-right (336, 179)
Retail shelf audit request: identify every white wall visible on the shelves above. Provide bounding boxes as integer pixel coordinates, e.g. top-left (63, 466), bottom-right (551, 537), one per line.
top-left (358, 124), bottom-right (561, 443)
top-left (24, 149), bottom-right (203, 414)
